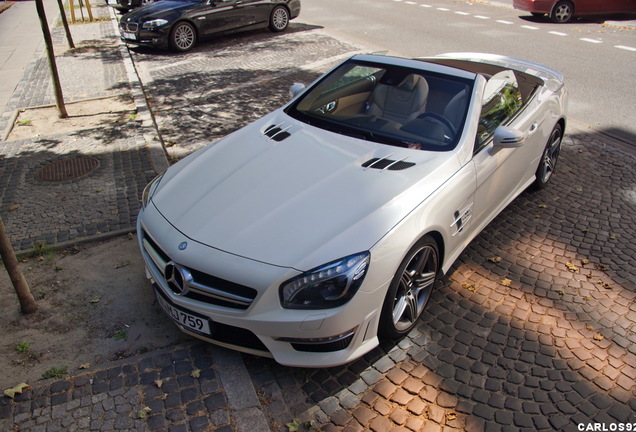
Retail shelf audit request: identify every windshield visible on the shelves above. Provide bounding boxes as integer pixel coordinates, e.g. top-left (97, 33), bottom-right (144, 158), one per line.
top-left (286, 59), bottom-right (474, 151)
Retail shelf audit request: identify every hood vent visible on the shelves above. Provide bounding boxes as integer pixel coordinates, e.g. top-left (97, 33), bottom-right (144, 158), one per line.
top-left (362, 157), bottom-right (415, 171)
top-left (263, 123), bottom-right (291, 142)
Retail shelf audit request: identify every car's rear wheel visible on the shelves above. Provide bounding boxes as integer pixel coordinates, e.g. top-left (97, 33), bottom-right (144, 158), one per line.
top-left (379, 236), bottom-right (440, 339)
top-left (269, 6), bottom-right (290, 32)
top-left (169, 22), bottom-right (196, 52)
top-left (534, 123), bottom-right (562, 188)
top-left (550, 0), bottom-right (574, 23)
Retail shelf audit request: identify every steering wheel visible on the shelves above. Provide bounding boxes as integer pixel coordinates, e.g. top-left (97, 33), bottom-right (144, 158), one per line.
top-left (416, 113), bottom-right (456, 136)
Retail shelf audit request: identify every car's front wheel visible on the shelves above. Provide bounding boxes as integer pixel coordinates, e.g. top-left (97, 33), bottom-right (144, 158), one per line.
top-left (169, 21), bottom-right (197, 52)
top-left (379, 236), bottom-right (440, 339)
top-left (550, 0), bottom-right (574, 23)
top-left (534, 123), bottom-right (563, 188)
top-left (269, 6), bottom-right (290, 32)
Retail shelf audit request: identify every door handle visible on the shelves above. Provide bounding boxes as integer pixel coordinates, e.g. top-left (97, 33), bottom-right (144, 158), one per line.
top-left (528, 123), bottom-right (539, 135)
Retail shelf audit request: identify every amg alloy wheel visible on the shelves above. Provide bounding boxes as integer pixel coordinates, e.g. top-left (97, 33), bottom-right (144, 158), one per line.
top-left (269, 6), bottom-right (290, 32)
top-left (379, 236), bottom-right (439, 339)
top-left (170, 22), bottom-right (196, 52)
top-left (534, 123), bottom-right (562, 188)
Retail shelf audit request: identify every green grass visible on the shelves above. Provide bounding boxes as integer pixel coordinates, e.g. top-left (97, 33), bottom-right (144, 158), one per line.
top-left (15, 342), bottom-right (31, 353)
top-left (42, 366), bottom-right (68, 379)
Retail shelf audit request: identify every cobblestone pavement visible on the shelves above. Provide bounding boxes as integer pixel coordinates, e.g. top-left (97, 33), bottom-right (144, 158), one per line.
top-left (1, 3), bottom-right (635, 432)
top-left (0, 6), bottom-right (165, 251)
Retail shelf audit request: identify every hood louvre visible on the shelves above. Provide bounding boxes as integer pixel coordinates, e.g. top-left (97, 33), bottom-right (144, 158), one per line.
top-left (362, 157), bottom-right (415, 171)
top-left (263, 123), bottom-right (291, 142)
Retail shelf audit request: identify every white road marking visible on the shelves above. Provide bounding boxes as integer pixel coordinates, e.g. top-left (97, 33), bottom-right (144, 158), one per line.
top-left (474, 15), bottom-right (490, 19)
top-left (615, 45), bottom-right (636, 51)
top-left (580, 38), bottom-right (602, 44)
top-left (521, 25), bottom-right (539, 30)
top-left (549, 31), bottom-right (567, 36)
top-left (496, 20), bottom-right (514, 25)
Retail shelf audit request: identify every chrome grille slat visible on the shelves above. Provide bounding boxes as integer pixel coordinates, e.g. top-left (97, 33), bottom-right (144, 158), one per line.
top-left (142, 231), bottom-right (256, 309)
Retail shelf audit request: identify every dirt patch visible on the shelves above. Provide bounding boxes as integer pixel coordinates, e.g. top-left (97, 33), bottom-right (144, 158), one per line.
top-left (7, 96), bottom-right (136, 141)
top-left (0, 235), bottom-right (189, 391)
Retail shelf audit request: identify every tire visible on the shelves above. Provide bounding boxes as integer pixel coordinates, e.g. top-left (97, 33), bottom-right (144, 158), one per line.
top-left (169, 21), bottom-right (197, 52)
top-left (550, 1), bottom-right (574, 23)
top-left (379, 236), bottom-right (440, 339)
top-left (269, 6), bottom-right (290, 32)
top-left (534, 123), bottom-right (562, 189)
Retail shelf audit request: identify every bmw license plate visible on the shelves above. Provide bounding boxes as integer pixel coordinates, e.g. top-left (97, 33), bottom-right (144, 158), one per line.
top-left (123, 32), bottom-right (136, 40)
top-left (155, 289), bottom-right (212, 336)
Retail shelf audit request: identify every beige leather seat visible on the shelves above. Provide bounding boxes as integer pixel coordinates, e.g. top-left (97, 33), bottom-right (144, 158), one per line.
top-left (366, 74), bottom-right (429, 124)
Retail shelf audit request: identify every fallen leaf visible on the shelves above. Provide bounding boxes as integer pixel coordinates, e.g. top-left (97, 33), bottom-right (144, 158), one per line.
top-left (9, 204), bottom-right (19, 211)
top-left (114, 261), bottom-right (130, 269)
top-left (565, 262), bottom-right (580, 272)
top-left (90, 297), bottom-right (100, 304)
top-left (487, 256), bottom-right (502, 263)
top-left (596, 264), bottom-right (608, 271)
top-left (593, 333), bottom-right (604, 341)
top-left (286, 419), bottom-right (302, 432)
top-left (155, 379), bottom-right (163, 388)
top-left (581, 259), bottom-right (590, 265)
top-left (557, 289), bottom-right (566, 296)
top-left (585, 325), bottom-right (594, 331)
top-left (190, 369), bottom-right (201, 379)
top-left (138, 406), bottom-right (152, 419)
top-left (4, 383), bottom-right (30, 399)
top-left (445, 412), bottom-right (458, 421)
top-left (501, 278), bottom-right (512, 287)
top-left (537, 204), bottom-right (548, 208)
top-left (462, 283), bottom-right (477, 292)
top-left (610, 233), bottom-right (616, 239)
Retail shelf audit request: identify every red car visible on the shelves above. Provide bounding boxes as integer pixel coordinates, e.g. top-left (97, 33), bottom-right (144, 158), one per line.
top-left (513, 0), bottom-right (636, 23)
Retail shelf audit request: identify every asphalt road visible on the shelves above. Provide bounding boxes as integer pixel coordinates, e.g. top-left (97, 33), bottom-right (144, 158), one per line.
top-left (300, 0), bottom-right (636, 145)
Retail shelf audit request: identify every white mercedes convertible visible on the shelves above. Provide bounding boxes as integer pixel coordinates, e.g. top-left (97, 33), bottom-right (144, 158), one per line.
top-left (138, 53), bottom-right (567, 367)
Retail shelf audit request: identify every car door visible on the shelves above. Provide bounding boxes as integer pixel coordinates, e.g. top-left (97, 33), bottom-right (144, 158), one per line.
top-left (193, 0), bottom-right (245, 36)
top-left (471, 70), bottom-right (546, 229)
top-left (237, 0), bottom-right (271, 26)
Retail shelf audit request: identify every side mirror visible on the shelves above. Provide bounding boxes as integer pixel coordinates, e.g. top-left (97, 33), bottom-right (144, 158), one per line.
top-left (493, 126), bottom-right (526, 148)
top-left (289, 83), bottom-right (306, 99)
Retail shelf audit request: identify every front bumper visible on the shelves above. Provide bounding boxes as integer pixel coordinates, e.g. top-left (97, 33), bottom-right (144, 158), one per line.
top-left (119, 23), bottom-right (170, 48)
top-left (137, 204), bottom-right (385, 367)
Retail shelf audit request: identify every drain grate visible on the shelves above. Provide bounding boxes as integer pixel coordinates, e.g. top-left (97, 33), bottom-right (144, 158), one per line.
top-left (35, 156), bottom-right (100, 182)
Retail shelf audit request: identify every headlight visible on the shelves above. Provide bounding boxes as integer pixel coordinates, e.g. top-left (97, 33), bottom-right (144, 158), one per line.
top-left (141, 173), bottom-right (164, 209)
top-left (280, 252), bottom-right (370, 309)
top-left (142, 18), bottom-right (169, 29)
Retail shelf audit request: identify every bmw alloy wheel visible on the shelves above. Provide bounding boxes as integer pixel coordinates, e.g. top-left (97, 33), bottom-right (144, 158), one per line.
top-left (269, 6), bottom-right (289, 32)
top-left (170, 22), bottom-right (196, 52)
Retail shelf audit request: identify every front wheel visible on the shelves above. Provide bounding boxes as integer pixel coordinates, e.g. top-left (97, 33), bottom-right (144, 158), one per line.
top-left (550, 1), bottom-right (574, 23)
top-left (269, 6), bottom-right (290, 32)
top-left (169, 22), bottom-right (196, 52)
top-left (379, 236), bottom-right (440, 339)
top-left (534, 123), bottom-right (563, 189)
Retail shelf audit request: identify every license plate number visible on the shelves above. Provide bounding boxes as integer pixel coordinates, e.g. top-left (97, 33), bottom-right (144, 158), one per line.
top-left (123, 32), bottom-right (136, 40)
top-left (155, 290), bottom-right (211, 336)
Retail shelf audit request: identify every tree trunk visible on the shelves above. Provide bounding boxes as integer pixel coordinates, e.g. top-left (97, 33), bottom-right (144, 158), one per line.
top-left (35, 0), bottom-right (68, 118)
top-left (56, 0), bottom-right (75, 49)
top-left (0, 216), bottom-right (38, 314)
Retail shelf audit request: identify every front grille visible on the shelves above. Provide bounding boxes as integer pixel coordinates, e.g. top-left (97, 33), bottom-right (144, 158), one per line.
top-left (120, 22), bottom-right (139, 32)
top-left (142, 230), bottom-right (258, 310)
top-left (208, 322), bottom-right (268, 352)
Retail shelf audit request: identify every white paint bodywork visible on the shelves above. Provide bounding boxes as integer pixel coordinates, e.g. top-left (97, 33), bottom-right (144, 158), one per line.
top-left (138, 53), bottom-right (567, 367)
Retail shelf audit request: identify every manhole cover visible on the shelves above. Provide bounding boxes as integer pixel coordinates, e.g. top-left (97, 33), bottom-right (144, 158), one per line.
top-left (35, 156), bottom-right (100, 182)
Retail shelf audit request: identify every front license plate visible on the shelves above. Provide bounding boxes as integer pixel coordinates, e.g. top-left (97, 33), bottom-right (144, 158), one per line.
top-left (155, 289), bottom-right (211, 336)
top-left (123, 32), bottom-right (136, 40)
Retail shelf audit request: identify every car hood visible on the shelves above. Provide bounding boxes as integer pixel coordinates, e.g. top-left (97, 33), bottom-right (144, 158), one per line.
top-left (122, 0), bottom-right (194, 19)
top-left (151, 113), bottom-right (461, 269)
